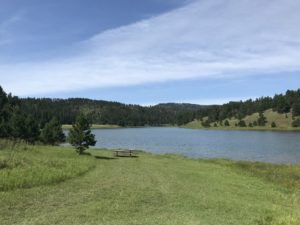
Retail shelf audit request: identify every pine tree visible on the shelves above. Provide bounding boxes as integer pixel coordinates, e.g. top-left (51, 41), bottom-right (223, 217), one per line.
top-left (24, 115), bottom-right (40, 144)
top-left (292, 101), bottom-right (300, 117)
top-left (68, 114), bottom-right (96, 154)
top-left (292, 118), bottom-right (300, 127)
top-left (224, 120), bottom-right (230, 126)
top-left (238, 120), bottom-right (246, 127)
top-left (257, 112), bottom-right (267, 126)
top-left (41, 118), bottom-right (65, 145)
top-left (9, 112), bottom-right (40, 144)
top-left (10, 111), bottom-right (27, 140)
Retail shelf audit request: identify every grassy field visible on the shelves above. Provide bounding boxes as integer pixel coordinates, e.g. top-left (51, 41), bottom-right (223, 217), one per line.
top-left (184, 109), bottom-right (300, 131)
top-left (62, 124), bottom-right (121, 129)
top-left (0, 140), bottom-right (95, 191)
top-left (0, 144), bottom-right (300, 225)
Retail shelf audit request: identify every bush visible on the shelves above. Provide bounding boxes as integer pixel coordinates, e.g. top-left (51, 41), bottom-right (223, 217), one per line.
top-left (292, 118), bottom-right (300, 127)
top-left (292, 101), bottom-right (300, 117)
top-left (224, 120), bottom-right (230, 126)
top-left (201, 120), bottom-right (211, 128)
top-left (238, 120), bottom-right (246, 127)
top-left (271, 122), bottom-right (277, 128)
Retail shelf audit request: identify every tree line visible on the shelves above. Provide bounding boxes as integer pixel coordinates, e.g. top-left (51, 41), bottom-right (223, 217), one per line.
top-left (0, 86), bottom-right (65, 144)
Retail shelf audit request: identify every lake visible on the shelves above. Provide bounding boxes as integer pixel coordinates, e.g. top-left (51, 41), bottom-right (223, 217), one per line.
top-left (73, 127), bottom-right (300, 164)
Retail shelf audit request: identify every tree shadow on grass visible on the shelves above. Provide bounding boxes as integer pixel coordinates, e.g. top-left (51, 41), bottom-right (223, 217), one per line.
top-left (94, 156), bottom-right (117, 160)
top-left (114, 155), bottom-right (139, 158)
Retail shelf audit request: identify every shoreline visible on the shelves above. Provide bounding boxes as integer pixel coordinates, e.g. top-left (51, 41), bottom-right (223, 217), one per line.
top-left (181, 125), bottom-right (300, 132)
top-left (87, 147), bottom-right (300, 165)
top-left (62, 124), bottom-right (122, 129)
top-left (62, 124), bottom-right (300, 132)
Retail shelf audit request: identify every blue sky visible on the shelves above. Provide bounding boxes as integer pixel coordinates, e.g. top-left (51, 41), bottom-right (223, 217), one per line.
top-left (0, 0), bottom-right (300, 105)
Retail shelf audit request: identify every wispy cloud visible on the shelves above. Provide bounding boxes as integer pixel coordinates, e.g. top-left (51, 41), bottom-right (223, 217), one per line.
top-left (1, 0), bottom-right (300, 96)
top-left (0, 13), bottom-right (22, 45)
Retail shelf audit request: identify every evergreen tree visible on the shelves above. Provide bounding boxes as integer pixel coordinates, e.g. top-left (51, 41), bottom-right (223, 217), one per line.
top-left (257, 112), bottom-right (267, 126)
top-left (24, 115), bottom-right (40, 144)
top-left (68, 114), bottom-right (96, 154)
top-left (9, 111), bottom-right (27, 140)
top-left (224, 120), bottom-right (230, 126)
top-left (292, 118), bottom-right (300, 127)
top-left (271, 121), bottom-right (277, 128)
top-left (201, 120), bottom-right (211, 127)
top-left (292, 101), bottom-right (300, 117)
top-left (238, 120), bottom-right (246, 127)
top-left (41, 118), bottom-right (65, 145)
top-left (9, 112), bottom-right (39, 144)
top-left (0, 87), bottom-right (12, 138)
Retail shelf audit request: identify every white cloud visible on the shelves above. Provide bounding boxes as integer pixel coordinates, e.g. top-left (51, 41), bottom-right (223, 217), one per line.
top-left (1, 0), bottom-right (300, 96)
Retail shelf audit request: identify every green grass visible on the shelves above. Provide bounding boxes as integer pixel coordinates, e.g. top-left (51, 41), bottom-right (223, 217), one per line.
top-left (0, 140), bottom-right (95, 191)
top-left (0, 144), bottom-right (300, 225)
top-left (184, 109), bottom-right (300, 131)
top-left (62, 124), bottom-right (121, 129)
top-left (208, 158), bottom-right (300, 190)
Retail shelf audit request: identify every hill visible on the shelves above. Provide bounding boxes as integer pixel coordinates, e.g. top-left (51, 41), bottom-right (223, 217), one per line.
top-left (19, 98), bottom-right (203, 127)
top-left (184, 109), bottom-right (300, 131)
top-left (0, 85), bottom-right (298, 129)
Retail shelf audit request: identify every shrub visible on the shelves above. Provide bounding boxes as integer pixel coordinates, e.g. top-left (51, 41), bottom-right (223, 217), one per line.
top-left (292, 118), bottom-right (300, 127)
top-left (201, 120), bottom-right (211, 128)
top-left (238, 120), bottom-right (246, 127)
top-left (224, 120), bottom-right (230, 126)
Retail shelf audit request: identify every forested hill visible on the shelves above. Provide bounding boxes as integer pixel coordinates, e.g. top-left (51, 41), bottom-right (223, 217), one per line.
top-left (19, 89), bottom-right (300, 127)
top-left (4, 87), bottom-right (300, 128)
top-left (190, 89), bottom-right (300, 126)
top-left (19, 98), bottom-right (206, 126)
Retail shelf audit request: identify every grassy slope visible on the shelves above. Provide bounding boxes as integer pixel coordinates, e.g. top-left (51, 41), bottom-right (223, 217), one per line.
top-left (185, 109), bottom-right (300, 131)
top-left (0, 146), bottom-right (300, 225)
top-left (0, 142), bottom-right (95, 191)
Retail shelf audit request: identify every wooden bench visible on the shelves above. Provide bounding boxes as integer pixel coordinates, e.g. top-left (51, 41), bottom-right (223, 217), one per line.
top-left (113, 150), bottom-right (137, 157)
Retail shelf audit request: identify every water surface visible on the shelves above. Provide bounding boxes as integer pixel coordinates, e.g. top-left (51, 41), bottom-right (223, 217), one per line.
top-left (80, 128), bottom-right (300, 164)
